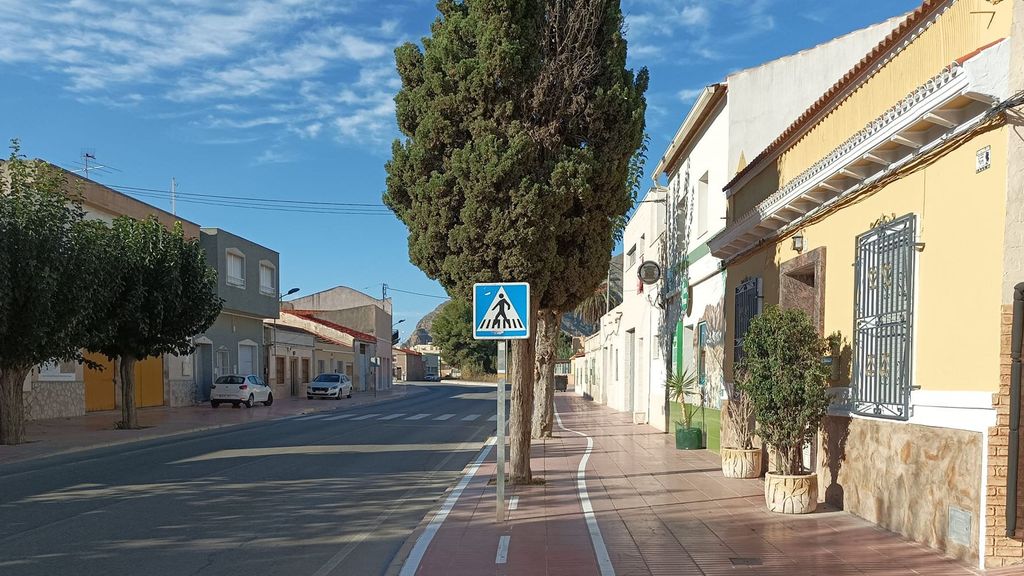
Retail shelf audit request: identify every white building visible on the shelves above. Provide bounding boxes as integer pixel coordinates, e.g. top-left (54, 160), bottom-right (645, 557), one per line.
top-left (587, 15), bottom-right (904, 436)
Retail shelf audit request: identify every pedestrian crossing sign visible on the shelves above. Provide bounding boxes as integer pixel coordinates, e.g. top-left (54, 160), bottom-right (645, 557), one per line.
top-left (473, 282), bottom-right (530, 340)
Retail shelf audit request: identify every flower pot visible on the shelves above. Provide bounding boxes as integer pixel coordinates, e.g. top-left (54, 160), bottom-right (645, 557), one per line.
top-left (675, 426), bottom-right (703, 450)
top-left (720, 447), bottom-right (763, 479)
top-left (764, 471), bottom-right (818, 514)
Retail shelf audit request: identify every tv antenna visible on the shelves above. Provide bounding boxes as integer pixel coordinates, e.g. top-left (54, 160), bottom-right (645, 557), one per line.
top-left (68, 149), bottom-right (121, 180)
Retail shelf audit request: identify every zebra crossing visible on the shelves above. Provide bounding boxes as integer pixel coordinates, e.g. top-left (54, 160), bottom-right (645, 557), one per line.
top-left (280, 411), bottom-right (495, 424)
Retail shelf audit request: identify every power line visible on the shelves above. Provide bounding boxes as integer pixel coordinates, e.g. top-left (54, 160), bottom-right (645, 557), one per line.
top-left (109, 183), bottom-right (386, 208)
top-left (386, 287), bottom-right (450, 300)
top-left (118, 189), bottom-right (393, 216)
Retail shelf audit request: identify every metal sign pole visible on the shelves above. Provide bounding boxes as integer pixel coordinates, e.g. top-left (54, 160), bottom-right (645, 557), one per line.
top-left (496, 340), bottom-right (507, 523)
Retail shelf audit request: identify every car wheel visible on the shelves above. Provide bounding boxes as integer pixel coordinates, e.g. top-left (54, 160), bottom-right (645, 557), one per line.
top-left (347, 392), bottom-right (352, 398)
top-left (307, 395), bottom-right (313, 400)
top-left (264, 393), bottom-right (274, 407)
top-left (211, 401), bottom-right (220, 409)
top-left (244, 394), bottom-right (254, 408)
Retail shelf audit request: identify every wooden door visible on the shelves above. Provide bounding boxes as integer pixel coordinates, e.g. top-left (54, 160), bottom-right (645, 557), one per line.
top-left (275, 357), bottom-right (285, 385)
top-left (134, 356), bottom-right (164, 408)
top-left (84, 353), bottom-right (115, 412)
top-left (301, 358), bottom-right (310, 383)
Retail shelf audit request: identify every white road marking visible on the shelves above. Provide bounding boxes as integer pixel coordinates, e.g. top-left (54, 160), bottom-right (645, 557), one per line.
top-left (323, 413), bottom-right (354, 421)
top-left (351, 413), bottom-right (380, 421)
top-left (461, 414), bottom-right (480, 421)
top-left (488, 414), bottom-right (498, 421)
top-left (406, 414), bottom-right (430, 420)
top-left (434, 413), bottom-right (455, 421)
top-left (379, 413), bottom-right (405, 420)
top-left (508, 495), bottom-right (519, 510)
top-left (399, 438), bottom-right (496, 576)
top-left (495, 535), bottom-right (511, 564)
top-left (555, 405), bottom-right (614, 576)
top-left (295, 414), bottom-right (330, 421)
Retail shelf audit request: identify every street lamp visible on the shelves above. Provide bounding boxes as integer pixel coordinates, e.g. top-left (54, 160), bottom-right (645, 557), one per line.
top-left (281, 287), bottom-right (300, 301)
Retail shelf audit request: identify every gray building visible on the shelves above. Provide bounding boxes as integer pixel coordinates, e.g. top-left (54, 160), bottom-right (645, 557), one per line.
top-left (194, 228), bottom-right (280, 401)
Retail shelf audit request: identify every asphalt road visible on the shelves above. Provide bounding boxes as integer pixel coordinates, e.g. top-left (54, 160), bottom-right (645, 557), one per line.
top-left (0, 383), bottom-right (500, 576)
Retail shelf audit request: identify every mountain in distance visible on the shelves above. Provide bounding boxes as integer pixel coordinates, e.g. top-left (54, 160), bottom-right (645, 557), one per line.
top-left (402, 302), bottom-right (446, 348)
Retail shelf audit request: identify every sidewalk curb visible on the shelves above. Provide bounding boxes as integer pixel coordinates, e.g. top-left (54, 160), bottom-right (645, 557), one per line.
top-left (2, 385), bottom-right (430, 466)
top-left (383, 436), bottom-right (494, 576)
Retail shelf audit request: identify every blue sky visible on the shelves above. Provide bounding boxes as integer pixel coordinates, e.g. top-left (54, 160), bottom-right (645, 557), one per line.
top-left (0, 0), bottom-right (919, 338)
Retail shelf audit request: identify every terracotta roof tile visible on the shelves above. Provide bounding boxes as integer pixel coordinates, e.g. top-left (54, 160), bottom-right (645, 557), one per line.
top-left (284, 310), bottom-right (377, 343)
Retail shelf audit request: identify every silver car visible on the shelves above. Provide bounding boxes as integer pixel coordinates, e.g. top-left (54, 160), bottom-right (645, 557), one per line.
top-left (306, 373), bottom-right (353, 400)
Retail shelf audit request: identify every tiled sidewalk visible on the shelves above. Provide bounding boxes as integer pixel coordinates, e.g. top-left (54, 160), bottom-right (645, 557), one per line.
top-left (0, 384), bottom-right (425, 465)
top-left (396, 393), bottom-right (1021, 576)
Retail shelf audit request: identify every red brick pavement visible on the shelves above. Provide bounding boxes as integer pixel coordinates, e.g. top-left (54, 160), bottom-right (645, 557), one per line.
top-left (398, 392), bottom-right (1023, 576)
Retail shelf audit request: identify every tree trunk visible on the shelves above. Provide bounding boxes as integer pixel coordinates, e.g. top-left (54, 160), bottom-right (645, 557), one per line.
top-left (118, 356), bottom-right (139, 429)
top-left (532, 308), bottom-right (558, 438)
top-left (0, 367), bottom-right (30, 445)
top-left (509, 299), bottom-right (537, 483)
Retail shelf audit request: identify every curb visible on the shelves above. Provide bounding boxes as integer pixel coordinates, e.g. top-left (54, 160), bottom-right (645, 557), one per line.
top-left (1, 385), bottom-right (431, 466)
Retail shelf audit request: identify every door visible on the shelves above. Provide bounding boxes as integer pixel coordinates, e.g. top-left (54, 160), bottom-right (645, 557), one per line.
top-left (239, 345), bottom-right (255, 375)
top-left (289, 358), bottom-right (299, 388)
top-left (275, 357), bottom-right (285, 385)
top-left (84, 353), bottom-right (115, 412)
top-left (196, 344), bottom-right (213, 402)
top-left (134, 356), bottom-right (164, 408)
top-left (301, 358), bottom-right (310, 383)
top-left (625, 330), bottom-right (635, 412)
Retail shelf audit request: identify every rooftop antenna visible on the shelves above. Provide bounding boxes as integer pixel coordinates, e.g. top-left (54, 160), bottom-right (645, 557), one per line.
top-left (68, 149), bottom-right (121, 180)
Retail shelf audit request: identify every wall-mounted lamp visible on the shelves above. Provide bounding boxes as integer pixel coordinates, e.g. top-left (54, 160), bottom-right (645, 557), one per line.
top-left (792, 231), bottom-right (805, 254)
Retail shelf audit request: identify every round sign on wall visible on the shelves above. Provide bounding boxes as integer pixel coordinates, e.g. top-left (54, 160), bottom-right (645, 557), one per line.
top-left (638, 260), bottom-right (661, 285)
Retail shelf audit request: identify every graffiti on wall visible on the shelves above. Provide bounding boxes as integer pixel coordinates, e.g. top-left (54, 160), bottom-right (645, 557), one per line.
top-left (694, 300), bottom-right (727, 410)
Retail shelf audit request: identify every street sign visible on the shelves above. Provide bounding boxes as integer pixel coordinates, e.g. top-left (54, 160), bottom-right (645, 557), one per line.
top-left (473, 283), bottom-right (530, 340)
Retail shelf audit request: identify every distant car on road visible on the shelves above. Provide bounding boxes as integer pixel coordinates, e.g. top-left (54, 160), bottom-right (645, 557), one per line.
top-left (307, 373), bottom-right (353, 400)
top-left (211, 375), bottom-right (273, 408)
top-left (423, 374), bottom-right (440, 382)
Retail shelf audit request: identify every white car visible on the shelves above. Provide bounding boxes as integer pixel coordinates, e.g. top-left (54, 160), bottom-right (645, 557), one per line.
top-left (307, 373), bottom-right (353, 400)
top-left (211, 374), bottom-right (274, 408)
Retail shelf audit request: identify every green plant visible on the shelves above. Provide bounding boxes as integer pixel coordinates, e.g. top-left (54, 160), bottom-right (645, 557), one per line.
top-left (724, 381), bottom-right (755, 450)
top-left (667, 369), bottom-right (702, 429)
top-left (737, 306), bottom-right (830, 475)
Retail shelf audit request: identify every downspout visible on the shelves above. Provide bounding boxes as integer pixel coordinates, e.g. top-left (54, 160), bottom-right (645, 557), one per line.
top-left (1008, 282), bottom-right (1024, 537)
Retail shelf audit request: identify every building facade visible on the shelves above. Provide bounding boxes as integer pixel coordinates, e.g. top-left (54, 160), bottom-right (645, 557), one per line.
top-left (265, 323), bottom-right (315, 399)
top-left (711, 0), bottom-right (1020, 567)
top-left (195, 228), bottom-right (280, 402)
top-left (393, 348), bottom-right (424, 381)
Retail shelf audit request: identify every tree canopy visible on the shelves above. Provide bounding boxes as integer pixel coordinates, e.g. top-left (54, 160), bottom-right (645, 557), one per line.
top-left (431, 298), bottom-right (497, 375)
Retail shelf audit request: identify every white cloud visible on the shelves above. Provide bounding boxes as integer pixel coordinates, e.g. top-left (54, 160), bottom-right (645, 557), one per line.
top-left (677, 88), bottom-right (703, 102)
top-left (254, 148), bottom-right (295, 165)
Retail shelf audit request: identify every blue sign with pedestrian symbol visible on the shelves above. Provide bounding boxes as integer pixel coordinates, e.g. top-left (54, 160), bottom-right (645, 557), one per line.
top-left (473, 283), bottom-right (530, 340)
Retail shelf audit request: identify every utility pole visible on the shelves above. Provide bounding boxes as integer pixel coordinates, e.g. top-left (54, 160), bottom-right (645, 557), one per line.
top-left (171, 178), bottom-right (177, 216)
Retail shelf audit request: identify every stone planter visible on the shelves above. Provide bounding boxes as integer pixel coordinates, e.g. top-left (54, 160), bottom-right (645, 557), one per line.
top-left (675, 426), bottom-right (703, 450)
top-left (764, 471), bottom-right (818, 514)
top-left (720, 447), bottom-right (762, 479)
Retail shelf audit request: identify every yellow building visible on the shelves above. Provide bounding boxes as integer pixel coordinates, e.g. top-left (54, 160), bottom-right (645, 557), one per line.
top-left (709, 0), bottom-right (1023, 568)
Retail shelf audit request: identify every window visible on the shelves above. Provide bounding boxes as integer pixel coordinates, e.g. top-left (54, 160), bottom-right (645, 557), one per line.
top-left (697, 172), bottom-right (709, 237)
top-left (627, 245), bottom-right (637, 268)
top-left (38, 359), bottom-right (75, 381)
top-left (259, 261), bottom-right (276, 296)
top-left (697, 322), bottom-right (708, 389)
top-left (216, 349), bottom-right (230, 376)
top-left (226, 249), bottom-right (245, 287)
top-left (639, 234), bottom-right (646, 261)
top-left (318, 359), bottom-right (325, 374)
top-left (313, 374), bottom-right (341, 383)
top-left (239, 344), bottom-right (256, 375)
top-left (734, 277), bottom-right (761, 366)
top-left (852, 214), bottom-right (916, 421)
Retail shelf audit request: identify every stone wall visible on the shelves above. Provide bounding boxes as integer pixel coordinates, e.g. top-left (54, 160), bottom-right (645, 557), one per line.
top-left (24, 381), bottom-right (86, 421)
top-left (818, 415), bottom-right (982, 564)
top-left (168, 379), bottom-right (196, 407)
top-left (986, 304), bottom-right (1024, 567)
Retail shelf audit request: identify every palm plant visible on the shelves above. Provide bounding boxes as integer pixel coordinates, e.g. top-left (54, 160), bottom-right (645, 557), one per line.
top-left (667, 368), bottom-right (702, 429)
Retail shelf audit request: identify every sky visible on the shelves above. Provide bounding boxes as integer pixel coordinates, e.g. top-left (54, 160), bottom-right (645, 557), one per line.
top-left (0, 0), bottom-right (921, 339)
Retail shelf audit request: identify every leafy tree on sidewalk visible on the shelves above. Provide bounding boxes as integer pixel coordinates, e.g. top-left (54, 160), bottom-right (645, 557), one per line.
top-left (86, 217), bottom-right (221, 430)
top-left (0, 141), bottom-right (112, 445)
top-left (432, 298), bottom-right (497, 376)
top-left (385, 0), bottom-right (646, 481)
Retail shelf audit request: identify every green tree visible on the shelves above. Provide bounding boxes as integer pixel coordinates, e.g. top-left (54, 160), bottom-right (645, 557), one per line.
top-left (0, 142), bottom-right (111, 444)
top-left (737, 306), bottom-right (831, 475)
top-left (86, 216), bottom-right (221, 430)
top-left (385, 0), bottom-right (646, 480)
top-left (432, 298), bottom-right (497, 375)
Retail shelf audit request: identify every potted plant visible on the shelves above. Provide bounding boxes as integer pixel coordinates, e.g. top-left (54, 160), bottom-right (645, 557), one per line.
top-left (737, 306), bottom-right (830, 514)
top-left (668, 369), bottom-right (703, 450)
top-left (720, 381), bottom-right (761, 478)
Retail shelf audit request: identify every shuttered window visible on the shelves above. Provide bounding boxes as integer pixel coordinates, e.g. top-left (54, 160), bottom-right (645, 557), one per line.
top-left (227, 250), bottom-right (245, 287)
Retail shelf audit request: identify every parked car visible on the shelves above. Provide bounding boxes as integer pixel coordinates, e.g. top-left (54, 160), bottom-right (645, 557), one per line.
top-left (307, 373), bottom-right (353, 400)
top-left (423, 374), bottom-right (440, 382)
top-left (211, 374), bottom-right (273, 408)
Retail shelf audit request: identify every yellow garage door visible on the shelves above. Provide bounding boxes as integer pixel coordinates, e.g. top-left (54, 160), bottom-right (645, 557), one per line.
top-left (84, 353), bottom-right (115, 412)
top-left (135, 357), bottom-right (164, 408)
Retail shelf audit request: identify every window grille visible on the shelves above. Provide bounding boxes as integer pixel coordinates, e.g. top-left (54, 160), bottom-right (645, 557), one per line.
top-left (733, 277), bottom-right (761, 365)
top-left (852, 214), bottom-right (916, 420)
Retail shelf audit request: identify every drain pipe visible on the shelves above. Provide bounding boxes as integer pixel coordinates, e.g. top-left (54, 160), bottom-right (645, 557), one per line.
top-left (1008, 282), bottom-right (1024, 537)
